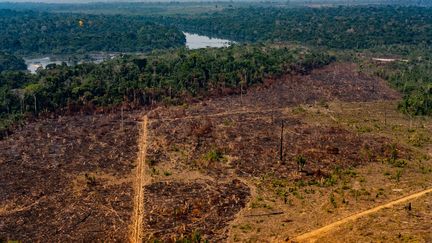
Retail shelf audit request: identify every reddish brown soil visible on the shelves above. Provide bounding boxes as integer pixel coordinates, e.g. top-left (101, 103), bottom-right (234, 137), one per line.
top-left (0, 113), bottom-right (141, 241)
top-left (143, 179), bottom-right (250, 242)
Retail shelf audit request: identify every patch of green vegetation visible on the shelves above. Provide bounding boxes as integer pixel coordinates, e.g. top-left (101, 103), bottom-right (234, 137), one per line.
top-left (393, 169), bottom-right (404, 182)
top-left (356, 125), bottom-right (373, 133)
top-left (341, 183), bottom-right (351, 191)
top-left (408, 131), bottom-right (431, 147)
top-left (375, 188), bottom-right (385, 198)
top-left (222, 118), bottom-right (235, 127)
top-left (397, 233), bottom-right (419, 243)
top-left (295, 155), bottom-right (307, 172)
top-left (323, 174), bottom-right (338, 187)
top-left (350, 188), bottom-right (371, 201)
top-left (250, 201), bottom-right (273, 210)
top-left (171, 144), bottom-right (181, 152)
top-left (239, 224), bottom-right (253, 233)
top-left (295, 179), bottom-right (306, 188)
top-left (343, 167), bottom-right (358, 178)
top-left (382, 143), bottom-right (408, 168)
top-left (149, 230), bottom-right (208, 243)
top-left (292, 106), bottom-right (306, 114)
top-left (329, 193), bottom-right (337, 208)
top-left (271, 178), bottom-right (288, 188)
top-left (289, 187), bottom-right (303, 200)
top-left (420, 166), bottom-right (432, 174)
top-left (303, 188), bottom-right (316, 194)
top-left (389, 159), bottom-right (408, 168)
top-left (317, 100), bottom-right (329, 109)
top-left (150, 167), bottom-right (160, 175)
top-left (203, 149), bottom-right (225, 163)
top-left (391, 124), bottom-right (403, 132)
top-left (147, 158), bottom-right (158, 166)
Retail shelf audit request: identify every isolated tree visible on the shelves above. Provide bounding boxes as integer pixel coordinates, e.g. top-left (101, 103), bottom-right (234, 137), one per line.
top-left (24, 83), bottom-right (43, 114)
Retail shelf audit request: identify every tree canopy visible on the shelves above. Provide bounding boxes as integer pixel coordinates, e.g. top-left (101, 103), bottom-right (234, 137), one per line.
top-left (158, 6), bottom-right (432, 50)
top-left (0, 52), bottom-right (27, 73)
top-left (0, 9), bottom-right (185, 55)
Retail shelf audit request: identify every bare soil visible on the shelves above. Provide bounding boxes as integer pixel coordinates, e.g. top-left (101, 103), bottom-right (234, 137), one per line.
top-left (0, 113), bottom-right (141, 241)
top-left (292, 188), bottom-right (432, 242)
top-left (316, 192), bottom-right (432, 243)
top-left (1, 62), bottom-right (430, 242)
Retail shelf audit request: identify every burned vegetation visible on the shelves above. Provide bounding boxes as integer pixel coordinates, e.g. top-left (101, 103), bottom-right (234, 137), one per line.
top-left (147, 63), bottom-right (407, 179)
top-left (0, 112), bottom-right (141, 241)
top-left (143, 179), bottom-right (250, 242)
top-left (149, 110), bottom-right (409, 180)
top-left (140, 63), bottom-right (410, 241)
top-left (0, 62), bottom-right (414, 242)
top-left (149, 62), bottom-right (400, 118)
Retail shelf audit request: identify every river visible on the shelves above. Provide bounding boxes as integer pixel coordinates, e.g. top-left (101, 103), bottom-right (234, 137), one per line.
top-left (24, 53), bottom-right (117, 74)
top-left (25, 33), bottom-right (234, 73)
top-left (184, 32), bottom-right (233, 49)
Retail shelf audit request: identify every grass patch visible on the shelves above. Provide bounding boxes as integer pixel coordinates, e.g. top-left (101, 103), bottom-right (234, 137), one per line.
top-left (203, 149), bottom-right (225, 163)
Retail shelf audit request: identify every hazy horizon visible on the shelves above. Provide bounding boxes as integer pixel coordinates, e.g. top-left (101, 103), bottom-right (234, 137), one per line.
top-left (0, 0), bottom-right (411, 3)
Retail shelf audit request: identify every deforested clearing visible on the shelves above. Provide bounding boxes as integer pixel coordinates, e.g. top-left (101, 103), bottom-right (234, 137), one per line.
top-left (1, 62), bottom-right (431, 242)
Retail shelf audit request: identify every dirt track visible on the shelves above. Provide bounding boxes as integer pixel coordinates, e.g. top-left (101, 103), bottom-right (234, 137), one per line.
top-left (130, 116), bottom-right (149, 243)
top-left (291, 188), bottom-right (432, 243)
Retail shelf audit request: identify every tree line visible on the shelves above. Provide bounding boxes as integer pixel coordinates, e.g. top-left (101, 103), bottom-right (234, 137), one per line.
top-left (374, 50), bottom-right (432, 116)
top-left (0, 44), bottom-right (334, 137)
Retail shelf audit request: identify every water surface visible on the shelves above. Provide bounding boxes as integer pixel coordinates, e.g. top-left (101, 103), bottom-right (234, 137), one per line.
top-left (184, 32), bottom-right (233, 49)
top-left (24, 54), bottom-right (116, 73)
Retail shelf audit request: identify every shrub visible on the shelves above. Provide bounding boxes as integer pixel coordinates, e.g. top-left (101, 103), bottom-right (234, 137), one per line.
top-left (295, 155), bottom-right (307, 172)
top-left (329, 193), bottom-right (337, 208)
top-left (203, 149), bottom-right (224, 163)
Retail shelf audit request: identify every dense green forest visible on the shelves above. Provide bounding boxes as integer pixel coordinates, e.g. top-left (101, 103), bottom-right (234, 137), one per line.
top-left (159, 6), bottom-right (432, 49)
top-left (0, 45), bottom-right (333, 136)
top-left (0, 52), bottom-right (27, 73)
top-left (374, 54), bottom-right (432, 116)
top-left (0, 9), bottom-right (185, 55)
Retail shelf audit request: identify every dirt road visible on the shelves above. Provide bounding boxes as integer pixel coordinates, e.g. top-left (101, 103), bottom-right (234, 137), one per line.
top-left (291, 187), bottom-right (432, 242)
top-left (130, 116), bottom-right (149, 243)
